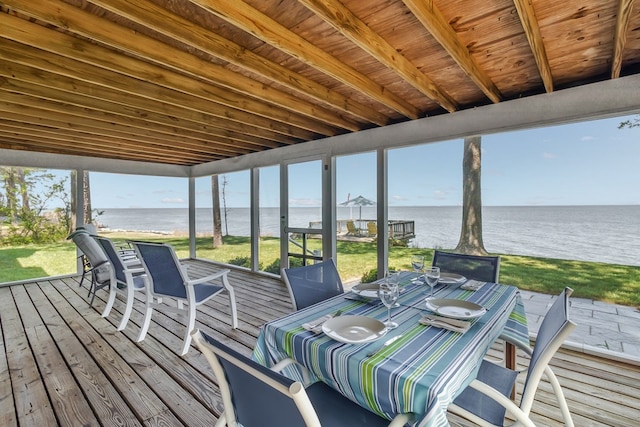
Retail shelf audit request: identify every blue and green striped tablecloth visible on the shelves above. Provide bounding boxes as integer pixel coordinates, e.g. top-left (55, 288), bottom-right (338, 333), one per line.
top-left (253, 271), bottom-right (528, 426)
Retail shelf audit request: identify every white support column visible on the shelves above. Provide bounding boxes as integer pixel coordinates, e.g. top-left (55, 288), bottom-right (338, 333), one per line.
top-left (376, 149), bottom-right (389, 278)
top-left (250, 168), bottom-right (260, 271)
top-left (188, 177), bottom-right (196, 258)
top-left (322, 156), bottom-right (337, 261)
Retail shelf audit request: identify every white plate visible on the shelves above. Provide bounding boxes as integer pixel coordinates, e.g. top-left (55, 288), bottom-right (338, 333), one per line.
top-left (438, 273), bottom-right (466, 285)
top-left (322, 315), bottom-right (387, 344)
top-left (425, 298), bottom-right (486, 320)
top-left (351, 282), bottom-right (380, 298)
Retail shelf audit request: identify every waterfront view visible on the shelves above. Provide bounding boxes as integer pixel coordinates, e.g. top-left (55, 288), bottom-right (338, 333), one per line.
top-left (97, 204), bottom-right (640, 267)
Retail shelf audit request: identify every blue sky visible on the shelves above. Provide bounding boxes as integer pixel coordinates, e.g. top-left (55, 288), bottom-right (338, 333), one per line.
top-left (58, 114), bottom-right (640, 208)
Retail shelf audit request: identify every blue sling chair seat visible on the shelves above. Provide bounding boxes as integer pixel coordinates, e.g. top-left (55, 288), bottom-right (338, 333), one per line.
top-left (432, 250), bottom-right (501, 283)
top-left (281, 259), bottom-right (344, 311)
top-left (94, 236), bottom-right (147, 331)
top-left (191, 329), bottom-right (411, 427)
top-left (448, 287), bottom-right (576, 427)
top-left (132, 241), bottom-right (238, 356)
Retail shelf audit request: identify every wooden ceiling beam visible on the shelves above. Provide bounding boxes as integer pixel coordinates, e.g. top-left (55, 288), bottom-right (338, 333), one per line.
top-left (300, 0), bottom-right (457, 112)
top-left (0, 14), bottom-right (341, 137)
top-left (1, 93), bottom-right (285, 150)
top-left (0, 120), bottom-right (218, 160)
top-left (0, 108), bottom-right (252, 157)
top-left (0, 46), bottom-right (320, 143)
top-left (0, 129), bottom-right (212, 164)
top-left (401, 0), bottom-right (502, 103)
top-left (511, 0), bottom-right (554, 92)
top-left (0, 86), bottom-right (295, 149)
top-left (1, 0), bottom-right (364, 132)
top-left (188, 0), bottom-right (420, 119)
top-left (611, 0), bottom-right (635, 78)
top-left (85, 0), bottom-right (391, 126)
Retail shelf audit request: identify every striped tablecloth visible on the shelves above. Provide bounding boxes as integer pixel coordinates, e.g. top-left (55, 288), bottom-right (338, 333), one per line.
top-left (253, 271), bottom-right (528, 426)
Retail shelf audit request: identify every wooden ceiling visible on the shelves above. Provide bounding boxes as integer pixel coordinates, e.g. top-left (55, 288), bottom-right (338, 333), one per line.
top-left (1, 0), bottom-right (639, 166)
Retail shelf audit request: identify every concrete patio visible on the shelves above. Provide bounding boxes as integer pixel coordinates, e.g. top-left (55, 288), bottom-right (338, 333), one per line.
top-left (521, 290), bottom-right (640, 365)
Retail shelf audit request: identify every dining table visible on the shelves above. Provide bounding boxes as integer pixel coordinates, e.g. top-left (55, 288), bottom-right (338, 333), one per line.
top-left (252, 271), bottom-right (528, 426)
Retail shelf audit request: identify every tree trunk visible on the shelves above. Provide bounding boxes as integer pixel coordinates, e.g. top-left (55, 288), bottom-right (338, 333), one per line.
top-left (211, 175), bottom-right (223, 247)
top-left (83, 171), bottom-right (92, 224)
top-left (455, 136), bottom-right (488, 255)
top-left (17, 168), bottom-right (30, 213)
top-left (5, 167), bottom-right (17, 223)
top-left (70, 170), bottom-right (78, 231)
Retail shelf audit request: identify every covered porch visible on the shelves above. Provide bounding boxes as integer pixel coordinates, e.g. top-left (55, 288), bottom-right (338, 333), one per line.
top-left (2, 262), bottom-right (639, 426)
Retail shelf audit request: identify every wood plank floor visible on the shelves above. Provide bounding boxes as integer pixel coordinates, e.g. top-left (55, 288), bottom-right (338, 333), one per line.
top-left (1, 259), bottom-right (638, 426)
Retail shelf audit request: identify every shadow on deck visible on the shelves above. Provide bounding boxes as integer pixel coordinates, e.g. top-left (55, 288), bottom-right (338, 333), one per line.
top-left (1, 259), bottom-right (638, 426)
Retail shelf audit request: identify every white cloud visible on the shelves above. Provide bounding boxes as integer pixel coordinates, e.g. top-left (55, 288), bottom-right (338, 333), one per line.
top-left (543, 152), bottom-right (558, 159)
top-left (581, 135), bottom-right (596, 141)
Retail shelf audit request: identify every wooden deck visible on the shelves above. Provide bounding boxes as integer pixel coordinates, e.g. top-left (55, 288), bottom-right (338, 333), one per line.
top-left (1, 260), bottom-right (639, 426)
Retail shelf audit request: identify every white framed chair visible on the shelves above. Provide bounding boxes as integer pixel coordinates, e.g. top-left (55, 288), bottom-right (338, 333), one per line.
top-left (448, 287), bottom-right (576, 427)
top-left (68, 228), bottom-right (111, 307)
top-left (192, 329), bottom-right (411, 427)
top-left (94, 236), bottom-right (147, 331)
top-left (281, 259), bottom-right (344, 311)
top-left (132, 241), bottom-right (238, 356)
top-left (432, 250), bottom-right (500, 283)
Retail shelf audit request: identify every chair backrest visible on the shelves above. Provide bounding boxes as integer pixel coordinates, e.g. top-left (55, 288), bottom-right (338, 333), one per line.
top-left (132, 241), bottom-right (187, 298)
top-left (69, 230), bottom-right (111, 283)
top-left (76, 223), bottom-right (97, 235)
top-left (432, 250), bottom-right (500, 283)
top-left (95, 236), bottom-right (128, 284)
top-left (282, 259), bottom-right (344, 311)
top-left (520, 287), bottom-right (576, 415)
top-left (346, 221), bottom-right (357, 234)
top-left (192, 329), bottom-right (318, 427)
top-left (367, 221), bottom-right (377, 236)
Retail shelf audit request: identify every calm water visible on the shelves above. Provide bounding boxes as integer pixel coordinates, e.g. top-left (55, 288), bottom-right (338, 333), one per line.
top-left (97, 205), bottom-right (640, 266)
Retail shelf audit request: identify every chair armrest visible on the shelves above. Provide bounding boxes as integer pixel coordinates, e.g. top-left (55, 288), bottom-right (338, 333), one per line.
top-left (388, 413), bottom-right (412, 427)
top-left (270, 357), bottom-right (312, 385)
top-left (187, 269), bottom-right (231, 286)
top-left (465, 379), bottom-right (536, 427)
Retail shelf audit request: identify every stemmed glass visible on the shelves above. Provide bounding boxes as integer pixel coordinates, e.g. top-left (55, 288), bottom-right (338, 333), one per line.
top-left (410, 255), bottom-right (424, 275)
top-left (424, 266), bottom-right (440, 299)
top-left (378, 280), bottom-right (399, 330)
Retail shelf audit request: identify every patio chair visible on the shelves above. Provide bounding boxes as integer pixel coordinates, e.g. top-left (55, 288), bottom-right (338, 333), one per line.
top-left (367, 221), bottom-right (378, 237)
top-left (191, 329), bottom-right (411, 427)
top-left (432, 250), bottom-right (500, 283)
top-left (67, 224), bottom-right (98, 288)
top-left (346, 220), bottom-right (358, 236)
top-left (448, 287), bottom-right (576, 427)
top-left (132, 241), bottom-right (238, 356)
top-left (67, 228), bottom-right (111, 308)
top-left (94, 236), bottom-right (147, 331)
top-left (281, 259), bottom-right (344, 311)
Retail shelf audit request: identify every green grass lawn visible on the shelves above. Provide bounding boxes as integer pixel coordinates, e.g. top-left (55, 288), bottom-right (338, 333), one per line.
top-left (2, 233), bottom-right (639, 307)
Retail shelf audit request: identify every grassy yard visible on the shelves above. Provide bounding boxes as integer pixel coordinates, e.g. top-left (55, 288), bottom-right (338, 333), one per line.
top-left (2, 232), bottom-right (639, 307)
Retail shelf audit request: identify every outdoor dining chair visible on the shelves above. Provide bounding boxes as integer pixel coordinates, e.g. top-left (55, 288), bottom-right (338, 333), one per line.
top-left (432, 250), bottom-right (500, 283)
top-left (95, 236), bottom-right (147, 331)
top-left (191, 329), bottom-right (411, 427)
top-left (281, 259), bottom-right (344, 311)
top-left (448, 287), bottom-right (576, 427)
top-left (68, 228), bottom-right (111, 308)
top-left (132, 241), bottom-right (238, 356)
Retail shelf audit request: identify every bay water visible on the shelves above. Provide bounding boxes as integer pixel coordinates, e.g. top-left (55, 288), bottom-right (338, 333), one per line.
top-left (97, 205), bottom-right (640, 266)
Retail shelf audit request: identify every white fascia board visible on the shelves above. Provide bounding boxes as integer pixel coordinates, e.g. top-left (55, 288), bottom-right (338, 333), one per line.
top-left (192, 74), bottom-right (640, 177)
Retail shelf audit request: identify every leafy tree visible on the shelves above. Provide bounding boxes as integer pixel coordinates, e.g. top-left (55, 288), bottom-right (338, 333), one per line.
top-left (618, 115), bottom-right (640, 129)
top-left (1, 167), bottom-right (71, 245)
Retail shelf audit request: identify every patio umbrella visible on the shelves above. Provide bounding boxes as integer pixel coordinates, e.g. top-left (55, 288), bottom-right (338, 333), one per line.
top-left (339, 195), bottom-right (375, 220)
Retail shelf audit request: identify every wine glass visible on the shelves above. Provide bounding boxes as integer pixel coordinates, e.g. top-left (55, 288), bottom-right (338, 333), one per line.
top-left (424, 266), bottom-right (440, 298)
top-left (410, 255), bottom-right (424, 275)
top-left (378, 280), bottom-right (399, 330)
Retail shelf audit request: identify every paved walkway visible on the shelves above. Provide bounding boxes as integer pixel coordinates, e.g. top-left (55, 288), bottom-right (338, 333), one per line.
top-left (521, 290), bottom-right (640, 365)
